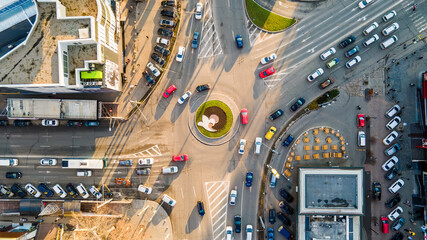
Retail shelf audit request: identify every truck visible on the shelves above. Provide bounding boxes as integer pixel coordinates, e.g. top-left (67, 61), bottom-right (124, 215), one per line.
top-left (278, 226), bottom-right (294, 240)
top-left (0, 159), bottom-right (18, 166)
top-left (319, 77), bottom-right (334, 89)
top-left (62, 159), bottom-right (104, 169)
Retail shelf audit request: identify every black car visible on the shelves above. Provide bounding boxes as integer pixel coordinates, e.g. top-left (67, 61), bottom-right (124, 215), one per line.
top-left (234, 215), bottom-right (241, 233)
top-left (161, 0), bottom-right (176, 7)
top-left (269, 209), bottom-right (276, 224)
top-left (157, 28), bottom-right (173, 38)
top-left (385, 193), bottom-right (401, 208)
top-left (6, 172), bottom-right (22, 179)
top-left (11, 183), bottom-right (27, 198)
top-left (0, 120), bottom-right (8, 126)
top-left (279, 201), bottom-right (294, 215)
top-left (38, 183), bottom-right (53, 197)
top-left (277, 212), bottom-right (291, 226)
top-left (160, 10), bottom-right (176, 18)
top-left (136, 168), bottom-right (151, 175)
top-left (14, 120), bottom-right (31, 127)
top-left (66, 183), bottom-right (78, 197)
top-left (143, 71), bottom-right (155, 85)
top-left (269, 109), bottom-right (284, 120)
top-left (282, 135), bottom-right (294, 147)
top-left (372, 182), bottom-right (381, 200)
top-left (385, 167), bottom-right (398, 181)
top-left (279, 188), bottom-right (294, 203)
top-left (160, 19), bottom-right (175, 28)
top-left (290, 98), bottom-right (306, 112)
top-left (151, 53), bottom-right (166, 66)
top-left (67, 121), bottom-right (83, 127)
top-left (154, 45), bottom-right (170, 56)
top-left (390, 232), bottom-right (403, 240)
top-left (339, 35), bottom-right (356, 48)
top-left (197, 201), bottom-right (205, 216)
top-left (196, 84), bottom-right (211, 92)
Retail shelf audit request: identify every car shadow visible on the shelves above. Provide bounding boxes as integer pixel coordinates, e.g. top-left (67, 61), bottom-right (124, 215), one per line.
top-left (185, 205), bottom-right (202, 233)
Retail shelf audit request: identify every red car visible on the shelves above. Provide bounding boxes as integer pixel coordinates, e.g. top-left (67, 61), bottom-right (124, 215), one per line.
top-left (241, 109), bottom-right (248, 124)
top-left (172, 154), bottom-right (188, 162)
top-left (163, 84), bottom-right (177, 98)
top-left (381, 216), bottom-right (389, 233)
top-left (259, 67), bottom-right (275, 78)
top-left (357, 114), bottom-right (365, 128)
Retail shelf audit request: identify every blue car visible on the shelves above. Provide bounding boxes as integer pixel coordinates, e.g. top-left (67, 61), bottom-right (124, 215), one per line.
top-left (234, 215), bottom-right (241, 233)
top-left (344, 46), bottom-right (360, 58)
top-left (245, 172), bottom-right (253, 187)
top-left (268, 228), bottom-right (274, 240)
top-left (192, 32), bottom-right (199, 49)
top-left (38, 183), bottom-right (53, 197)
top-left (282, 135), bottom-right (294, 147)
top-left (197, 201), bottom-right (205, 216)
top-left (85, 121), bottom-right (99, 127)
top-left (235, 35), bottom-right (243, 48)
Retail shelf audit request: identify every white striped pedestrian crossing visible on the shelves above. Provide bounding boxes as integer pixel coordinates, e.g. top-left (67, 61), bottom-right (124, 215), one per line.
top-left (205, 181), bottom-right (229, 240)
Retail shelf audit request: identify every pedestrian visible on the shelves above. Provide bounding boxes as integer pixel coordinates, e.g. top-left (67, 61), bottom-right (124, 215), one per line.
top-left (146, 36), bottom-right (149, 39)
top-left (357, 106), bottom-right (361, 110)
top-left (413, 5), bottom-right (416, 11)
top-left (410, 83), bottom-right (415, 87)
top-left (419, 57), bottom-right (424, 60)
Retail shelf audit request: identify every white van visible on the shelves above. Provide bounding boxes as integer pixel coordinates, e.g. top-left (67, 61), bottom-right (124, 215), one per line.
top-left (358, 131), bottom-right (366, 147)
top-left (270, 174), bottom-right (277, 188)
top-left (77, 170), bottom-right (92, 177)
top-left (246, 225), bottom-right (253, 240)
top-left (0, 159), bottom-right (18, 166)
top-left (380, 35), bottom-right (398, 49)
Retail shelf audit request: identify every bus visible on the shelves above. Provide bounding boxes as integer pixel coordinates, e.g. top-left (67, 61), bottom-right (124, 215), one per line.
top-left (61, 159), bottom-right (104, 169)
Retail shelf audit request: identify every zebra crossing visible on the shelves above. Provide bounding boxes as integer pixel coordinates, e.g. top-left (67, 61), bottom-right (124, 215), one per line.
top-left (402, 1), bottom-right (427, 33)
top-left (245, 18), bottom-right (275, 47)
top-left (205, 181), bottom-right (229, 240)
top-left (198, 0), bottom-right (223, 58)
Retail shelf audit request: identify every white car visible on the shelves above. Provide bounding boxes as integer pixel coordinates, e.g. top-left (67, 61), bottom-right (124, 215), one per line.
top-left (382, 156), bottom-right (399, 171)
top-left (358, 0), bottom-right (374, 9)
top-left (345, 56), bottom-right (361, 68)
top-left (25, 184), bottom-right (42, 198)
top-left (147, 62), bottom-right (160, 77)
top-left (383, 10), bottom-right (397, 22)
top-left (53, 184), bottom-right (67, 198)
top-left (176, 46), bottom-right (185, 62)
top-left (362, 34), bottom-right (379, 47)
top-left (162, 166), bottom-right (178, 174)
top-left (388, 179), bottom-right (404, 194)
top-left (254, 137), bottom-right (262, 154)
top-left (138, 185), bottom-right (152, 194)
top-left (239, 139), bottom-right (246, 155)
top-left (388, 206), bottom-right (403, 221)
top-left (162, 194), bottom-right (176, 206)
top-left (363, 22), bottom-right (378, 35)
top-left (386, 116), bottom-right (401, 130)
top-left (138, 158), bottom-right (154, 165)
top-left (383, 131), bottom-right (398, 145)
top-left (320, 48), bottom-right (336, 60)
top-left (382, 23), bottom-right (399, 36)
top-left (156, 37), bottom-right (170, 46)
top-left (230, 189), bottom-right (237, 205)
top-left (178, 90), bottom-right (192, 104)
top-left (246, 225), bottom-right (253, 239)
top-left (76, 183), bottom-right (90, 199)
top-left (307, 68), bottom-right (324, 82)
top-left (260, 53), bottom-right (277, 64)
top-left (42, 119), bottom-right (59, 127)
top-left (385, 104), bottom-right (401, 118)
top-left (40, 158), bottom-right (57, 166)
top-left (195, 2), bottom-right (203, 20)
top-left (226, 226), bottom-right (233, 240)
top-left (89, 186), bottom-right (102, 199)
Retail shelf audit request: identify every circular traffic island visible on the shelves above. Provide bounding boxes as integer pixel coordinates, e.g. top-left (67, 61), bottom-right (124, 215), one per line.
top-left (195, 100), bottom-right (233, 138)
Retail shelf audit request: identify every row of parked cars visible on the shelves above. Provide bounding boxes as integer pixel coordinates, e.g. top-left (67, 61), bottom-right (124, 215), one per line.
top-left (0, 120), bottom-right (100, 127)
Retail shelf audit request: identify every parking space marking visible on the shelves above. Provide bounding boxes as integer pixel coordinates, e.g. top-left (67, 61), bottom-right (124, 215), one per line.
top-left (199, 0), bottom-right (223, 58)
top-left (205, 181), bottom-right (229, 240)
top-left (121, 145), bottom-right (162, 158)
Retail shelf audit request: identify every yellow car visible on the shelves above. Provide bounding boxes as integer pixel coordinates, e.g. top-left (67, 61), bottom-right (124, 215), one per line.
top-left (265, 127), bottom-right (277, 140)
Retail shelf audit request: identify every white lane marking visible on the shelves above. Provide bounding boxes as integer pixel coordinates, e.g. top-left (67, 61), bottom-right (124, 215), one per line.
top-left (193, 186), bottom-right (197, 197)
top-left (71, 136), bottom-right (81, 138)
top-left (40, 146), bottom-right (50, 148)
top-left (181, 188), bottom-right (184, 199)
top-left (70, 146), bottom-right (80, 148)
top-left (10, 145), bottom-right (21, 147)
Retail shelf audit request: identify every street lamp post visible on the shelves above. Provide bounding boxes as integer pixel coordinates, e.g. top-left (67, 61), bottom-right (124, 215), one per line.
top-left (262, 142), bottom-right (279, 154)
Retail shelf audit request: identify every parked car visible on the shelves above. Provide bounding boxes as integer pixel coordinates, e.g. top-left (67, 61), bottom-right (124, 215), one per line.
top-left (0, 120), bottom-right (8, 126)
top-left (38, 183), bottom-right (53, 197)
top-left (385, 104), bottom-right (401, 118)
top-left (385, 167), bottom-right (399, 181)
top-left (388, 179), bottom-right (404, 193)
top-left (195, 2), bottom-right (203, 20)
top-left (176, 46), bottom-right (185, 62)
top-left (143, 71), bottom-right (155, 85)
top-left (383, 10), bottom-right (397, 22)
top-left (358, 131), bottom-right (366, 147)
top-left (151, 53), bottom-right (165, 66)
top-left (239, 108), bottom-right (248, 124)
top-left (279, 201), bottom-right (294, 215)
top-left (67, 120), bottom-right (83, 127)
top-left (390, 232), bottom-right (403, 240)
top-left (11, 184), bottom-right (26, 198)
top-left (89, 186), bottom-right (102, 199)
top-left (339, 35), bottom-right (356, 48)
top-left (319, 77), bottom-right (334, 89)
top-left (147, 62), bottom-right (161, 77)
top-left (162, 166), bottom-right (178, 174)
top-left (6, 172), bottom-right (22, 179)
top-left (320, 47), bottom-right (336, 60)
top-left (0, 185), bottom-right (13, 197)
top-left (76, 183), bottom-right (90, 198)
top-left (53, 184), bottom-right (67, 198)
top-left (362, 34), bottom-right (379, 47)
top-left (230, 189), bottom-right (237, 205)
top-left (385, 193), bottom-right (401, 208)
top-left (387, 206), bottom-right (403, 221)
top-left (326, 58), bottom-right (339, 68)
top-left (172, 154), bottom-right (188, 162)
top-left (345, 46), bottom-right (360, 58)
top-left (245, 172), bottom-right (253, 187)
top-left (383, 131), bottom-right (398, 145)
top-left (392, 217), bottom-right (405, 231)
top-left (373, 182), bottom-right (381, 200)
top-left (156, 37), bottom-right (170, 46)
top-left (363, 22), bottom-right (379, 35)
top-left (279, 188), bottom-right (294, 202)
top-left (239, 139), bottom-right (246, 155)
top-left (345, 56), bottom-right (361, 68)
top-left (381, 216), bottom-right (389, 233)
top-left (14, 120), bottom-right (31, 126)
top-left (196, 84), bottom-right (210, 92)
top-left (385, 143), bottom-right (401, 156)
top-left (192, 32), bottom-right (200, 48)
top-left (137, 185), bottom-right (152, 194)
top-left (357, 114), bottom-right (365, 128)
top-left (359, 0), bottom-right (375, 9)
top-left (277, 212), bottom-right (291, 226)
top-left (382, 156), bottom-right (399, 171)
top-left (42, 119), bottom-right (59, 126)
top-left (162, 194), bottom-right (177, 206)
top-left (136, 168), bottom-right (151, 175)
top-left (235, 35), bottom-right (243, 48)
top-left (282, 135), bottom-right (294, 147)
top-left (278, 226), bottom-right (294, 239)
top-left (138, 158), bottom-right (154, 165)
top-left (159, 19), bottom-right (175, 27)
top-left (268, 227), bottom-right (274, 240)
top-left (197, 201), bottom-right (205, 216)
top-left (85, 121), bottom-right (99, 127)
top-left (154, 45), bottom-right (170, 56)
top-left (261, 53), bottom-right (277, 64)
top-left (66, 183), bottom-right (78, 197)
top-left (307, 68), bottom-right (324, 82)
top-left (290, 97), bottom-right (306, 111)
top-left (269, 109), bottom-right (284, 120)
top-left (259, 67), bottom-right (275, 78)
top-left (234, 215), bottom-right (241, 233)
top-left (161, 0), bottom-right (176, 7)
top-left (119, 160), bottom-right (133, 166)
top-left (163, 84), bottom-right (177, 98)
top-left (386, 116), bottom-right (401, 130)
top-left (178, 91), bottom-right (192, 104)
top-left (254, 137), bottom-right (262, 154)
top-left (382, 23), bottom-right (399, 36)
top-left (114, 178), bottom-right (131, 187)
top-left (269, 209), bottom-right (276, 224)
top-left (265, 126), bottom-right (276, 140)
top-left (161, 10), bottom-right (176, 18)
top-left (226, 226), bottom-right (233, 240)
top-left (25, 184), bottom-right (42, 198)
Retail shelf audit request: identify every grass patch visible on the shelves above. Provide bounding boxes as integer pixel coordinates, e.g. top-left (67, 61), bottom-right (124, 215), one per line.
top-left (195, 100), bottom-right (233, 138)
top-left (316, 89), bottom-right (340, 105)
top-left (245, 0), bottom-right (296, 31)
